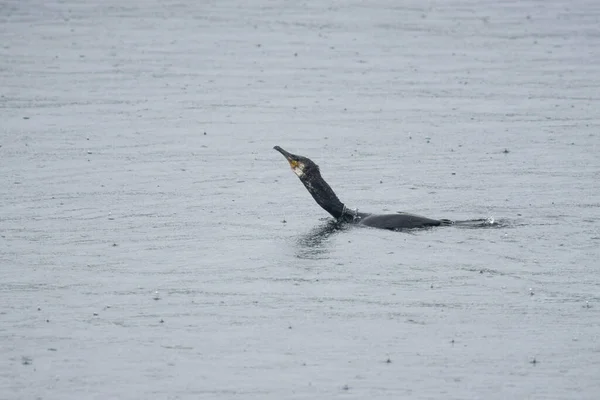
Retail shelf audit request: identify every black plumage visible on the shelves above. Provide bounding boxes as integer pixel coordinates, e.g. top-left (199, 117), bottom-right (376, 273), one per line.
top-left (274, 146), bottom-right (451, 230)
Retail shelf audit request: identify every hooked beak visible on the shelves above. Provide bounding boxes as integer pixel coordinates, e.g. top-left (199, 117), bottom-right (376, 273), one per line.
top-left (274, 146), bottom-right (299, 168)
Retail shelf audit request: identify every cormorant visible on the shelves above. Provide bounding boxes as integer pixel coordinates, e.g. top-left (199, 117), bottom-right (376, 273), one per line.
top-left (274, 146), bottom-right (453, 230)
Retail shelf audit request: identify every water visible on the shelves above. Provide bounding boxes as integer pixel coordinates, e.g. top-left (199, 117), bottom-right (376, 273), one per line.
top-left (1, 1), bottom-right (600, 399)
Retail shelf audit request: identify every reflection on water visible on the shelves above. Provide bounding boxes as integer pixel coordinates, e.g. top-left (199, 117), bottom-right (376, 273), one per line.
top-left (294, 217), bottom-right (509, 258)
top-left (295, 219), bottom-right (349, 259)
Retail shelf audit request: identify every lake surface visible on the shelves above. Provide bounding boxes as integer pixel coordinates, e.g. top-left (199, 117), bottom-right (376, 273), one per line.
top-left (1, 0), bottom-right (599, 399)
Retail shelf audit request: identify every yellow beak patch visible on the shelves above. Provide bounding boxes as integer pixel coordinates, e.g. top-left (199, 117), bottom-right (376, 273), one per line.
top-left (288, 160), bottom-right (305, 177)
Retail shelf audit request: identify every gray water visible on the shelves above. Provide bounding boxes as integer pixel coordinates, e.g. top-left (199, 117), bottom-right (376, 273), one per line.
top-left (2, 1), bottom-right (600, 399)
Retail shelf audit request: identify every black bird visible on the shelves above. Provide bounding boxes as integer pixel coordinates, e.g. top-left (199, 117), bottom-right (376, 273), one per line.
top-left (274, 146), bottom-right (453, 230)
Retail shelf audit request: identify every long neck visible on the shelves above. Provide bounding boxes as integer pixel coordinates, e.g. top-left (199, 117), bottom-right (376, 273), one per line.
top-left (300, 172), bottom-right (346, 219)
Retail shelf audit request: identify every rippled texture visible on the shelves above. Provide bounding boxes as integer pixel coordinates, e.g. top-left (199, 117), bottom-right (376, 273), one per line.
top-left (1, 1), bottom-right (600, 399)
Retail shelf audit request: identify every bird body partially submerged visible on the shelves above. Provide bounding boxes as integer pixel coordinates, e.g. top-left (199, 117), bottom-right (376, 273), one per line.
top-left (359, 213), bottom-right (452, 229)
top-left (273, 146), bottom-right (452, 230)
